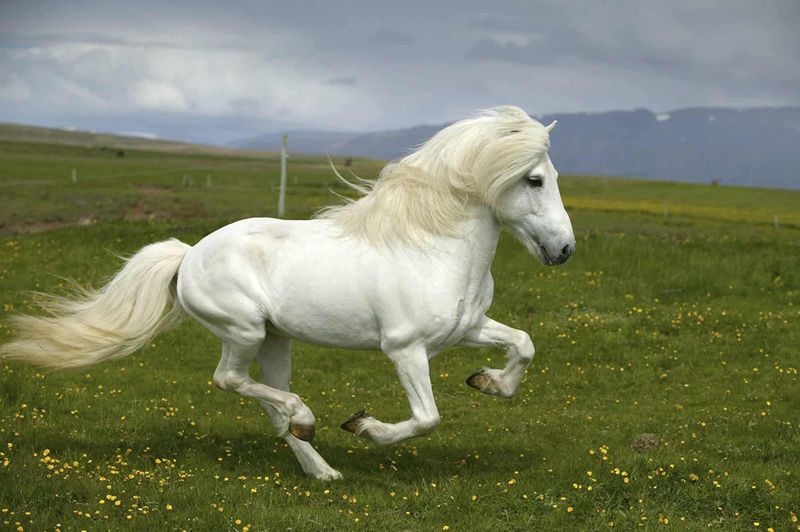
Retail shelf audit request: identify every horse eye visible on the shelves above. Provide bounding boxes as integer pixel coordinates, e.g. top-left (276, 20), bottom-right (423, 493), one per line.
top-left (527, 175), bottom-right (544, 188)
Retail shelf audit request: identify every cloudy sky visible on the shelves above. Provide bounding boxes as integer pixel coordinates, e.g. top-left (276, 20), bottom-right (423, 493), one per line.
top-left (1, 0), bottom-right (798, 144)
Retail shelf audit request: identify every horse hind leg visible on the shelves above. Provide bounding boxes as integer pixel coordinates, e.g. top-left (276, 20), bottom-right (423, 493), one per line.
top-left (212, 337), bottom-right (316, 445)
top-left (256, 335), bottom-right (342, 480)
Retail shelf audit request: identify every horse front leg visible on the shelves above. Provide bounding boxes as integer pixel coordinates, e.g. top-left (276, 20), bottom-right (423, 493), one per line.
top-left (459, 316), bottom-right (535, 398)
top-left (341, 344), bottom-right (440, 445)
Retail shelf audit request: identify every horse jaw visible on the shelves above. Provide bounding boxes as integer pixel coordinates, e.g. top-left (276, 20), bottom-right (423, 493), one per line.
top-left (507, 216), bottom-right (574, 266)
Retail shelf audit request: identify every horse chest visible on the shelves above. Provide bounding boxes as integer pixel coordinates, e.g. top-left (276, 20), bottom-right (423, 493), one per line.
top-left (424, 278), bottom-right (493, 350)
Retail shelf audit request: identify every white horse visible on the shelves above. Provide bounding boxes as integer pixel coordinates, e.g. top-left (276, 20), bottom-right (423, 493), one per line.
top-left (1, 106), bottom-right (574, 480)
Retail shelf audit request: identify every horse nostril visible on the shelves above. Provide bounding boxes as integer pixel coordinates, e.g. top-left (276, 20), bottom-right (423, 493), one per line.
top-left (561, 244), bottom-right (571, 257)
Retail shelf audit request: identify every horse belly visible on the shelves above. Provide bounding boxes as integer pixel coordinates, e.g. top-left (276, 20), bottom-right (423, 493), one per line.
top-left (269, 300), bottom-right (382, 349)
top-left (266, 259), bottom-right (382, 350)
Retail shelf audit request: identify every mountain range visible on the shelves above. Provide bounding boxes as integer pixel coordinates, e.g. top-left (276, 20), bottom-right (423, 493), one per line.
top-left (232, 107), bottom-right (800, 189)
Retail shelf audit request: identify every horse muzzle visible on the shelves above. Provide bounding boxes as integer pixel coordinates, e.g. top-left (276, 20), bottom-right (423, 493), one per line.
top-left (540, 242), bottom-right (574, 266)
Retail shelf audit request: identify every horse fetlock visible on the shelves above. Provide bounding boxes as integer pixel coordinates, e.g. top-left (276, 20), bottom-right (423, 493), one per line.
top-left (414, 414), bottom-right (440, 435)
top-left (287, 395), bottom-right (314, 423)
top-left (286, 399), bottom-right (315, 441)
top-left (308, 466), bottom-right (343, 481)
top-left (466, 369), bottom-right (514, 398)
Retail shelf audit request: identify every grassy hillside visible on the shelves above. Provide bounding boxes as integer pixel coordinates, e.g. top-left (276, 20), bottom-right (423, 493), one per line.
top-left (2, 139), bottom-right (797, 236)
top-left (0, 139), bottom-right (798, 531)
top-left (0, 122), bottom-right (274, 158)
top-left (0, 139), bottom-right (384, 235)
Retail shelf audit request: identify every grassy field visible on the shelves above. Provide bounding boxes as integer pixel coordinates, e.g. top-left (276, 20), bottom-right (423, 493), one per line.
top-left (0, 139), bottom-right (799, 531)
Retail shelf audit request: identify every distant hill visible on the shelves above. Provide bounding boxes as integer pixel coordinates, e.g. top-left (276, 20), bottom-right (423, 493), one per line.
top-left (0, 123), bottom-right (275, 159)
top-left (232, 107), bottom-right (800, 189)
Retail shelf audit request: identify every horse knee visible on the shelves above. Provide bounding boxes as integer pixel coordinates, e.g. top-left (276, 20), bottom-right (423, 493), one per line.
top-left (513, 330), bottom-right (535, 361)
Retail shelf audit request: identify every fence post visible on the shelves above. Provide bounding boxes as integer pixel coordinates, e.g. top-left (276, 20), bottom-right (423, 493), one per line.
top-left (278, 134), bottom-right (288, 217)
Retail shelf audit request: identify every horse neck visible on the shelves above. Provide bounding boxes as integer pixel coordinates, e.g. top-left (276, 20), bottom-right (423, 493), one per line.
top-left (459, 204), bottom-right (501, 272)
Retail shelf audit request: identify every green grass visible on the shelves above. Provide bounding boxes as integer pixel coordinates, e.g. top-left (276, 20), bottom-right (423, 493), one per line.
top-left (0, 140), bottom-right (385, 233)
top-left (0, 140), bottom-right (799, 531)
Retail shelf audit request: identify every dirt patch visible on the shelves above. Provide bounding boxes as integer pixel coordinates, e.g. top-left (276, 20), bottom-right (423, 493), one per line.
top-left (1, 216), bottom-right (95, 235)
top-left (135, 184), bottom-right (174, 194)
top-left (0, 212), bottom-right (175, 236)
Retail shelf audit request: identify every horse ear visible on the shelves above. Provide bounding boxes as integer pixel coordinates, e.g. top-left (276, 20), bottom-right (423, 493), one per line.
top-left (545, 120), bottom-right (558, 133)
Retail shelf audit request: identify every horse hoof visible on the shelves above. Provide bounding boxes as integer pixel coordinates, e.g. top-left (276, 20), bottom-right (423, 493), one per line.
top-left (340, 410), bottom-right (368, 434)
top-left (289, 423), bottom-right (315, 442)
top-left (466, 371), bottom-right (493, 393)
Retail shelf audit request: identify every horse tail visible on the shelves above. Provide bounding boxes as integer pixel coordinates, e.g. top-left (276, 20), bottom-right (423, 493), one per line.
top-left (0, 239), bottom-right (190, 370)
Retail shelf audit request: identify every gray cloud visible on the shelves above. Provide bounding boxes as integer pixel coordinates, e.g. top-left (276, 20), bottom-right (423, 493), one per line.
top-left (229, 97), bottom-right (260, 114)
top-left (0, 0), bottom-right (797, 143)
top-left (366, 30), bottom-right (412, 45)
top-left (465, 1), bottom-right (800, 104)
top-left (326, 76), bottom-right (358, 86)
top-left (0, 30), bottom-right (247, 53)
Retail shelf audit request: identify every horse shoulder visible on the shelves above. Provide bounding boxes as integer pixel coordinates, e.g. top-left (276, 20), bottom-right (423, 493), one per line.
top-left (373, 256), bottom-right (495, 352)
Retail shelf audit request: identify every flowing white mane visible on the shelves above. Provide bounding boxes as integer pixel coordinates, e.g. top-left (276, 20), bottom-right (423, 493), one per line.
top-left (317, 105), bottom-right (552, 246)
